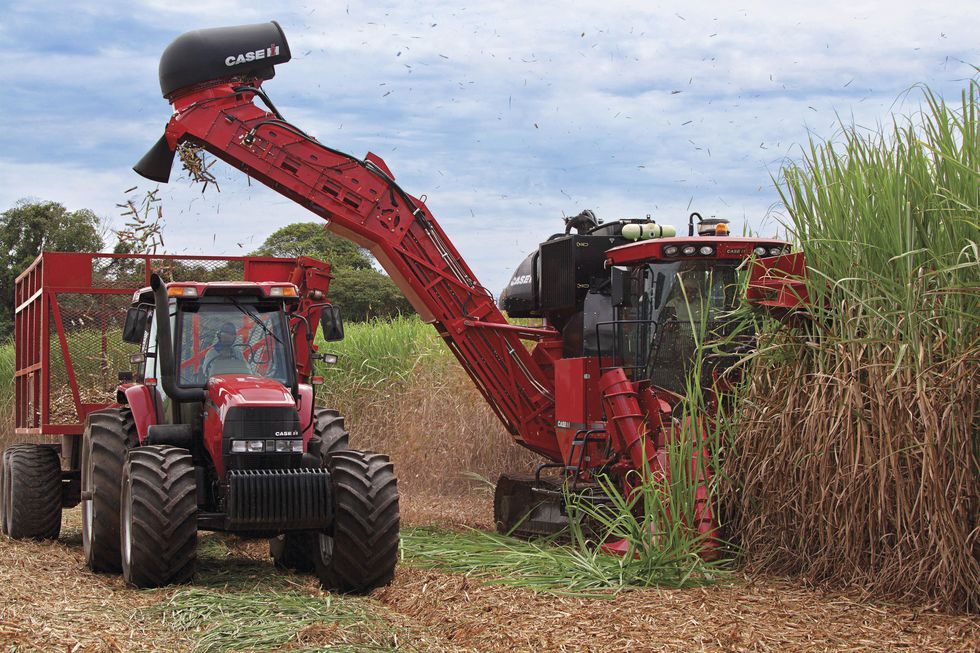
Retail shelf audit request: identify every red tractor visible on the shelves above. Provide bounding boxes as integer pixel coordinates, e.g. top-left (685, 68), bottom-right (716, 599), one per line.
top-left (3, 253), bottom-right (399, 591)
top-left (133, 22), bottom-right (807, 551)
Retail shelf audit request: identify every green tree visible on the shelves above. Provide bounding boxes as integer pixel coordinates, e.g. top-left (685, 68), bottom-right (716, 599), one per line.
top-left (252, 222), bottom-right (413, 321)
top-left (0, 200), bottom-right (104, 339)
top-left (253, 222), bottom-right (373, 270)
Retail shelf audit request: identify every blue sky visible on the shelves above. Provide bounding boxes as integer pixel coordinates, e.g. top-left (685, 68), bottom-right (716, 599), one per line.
top-left (0, 1), bottom-right (976, 295)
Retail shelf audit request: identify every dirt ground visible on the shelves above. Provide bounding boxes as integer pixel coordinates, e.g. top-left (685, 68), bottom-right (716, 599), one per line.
top-left (0, 492), bottom-right (977, 653)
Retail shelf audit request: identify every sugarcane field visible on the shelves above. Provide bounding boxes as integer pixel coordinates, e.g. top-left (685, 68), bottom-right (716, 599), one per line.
top-left (0, 3), bottom-right (977, 652)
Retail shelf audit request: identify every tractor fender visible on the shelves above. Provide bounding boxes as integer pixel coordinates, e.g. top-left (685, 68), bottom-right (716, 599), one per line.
top-left (119, 385), bottom-right (161, 443)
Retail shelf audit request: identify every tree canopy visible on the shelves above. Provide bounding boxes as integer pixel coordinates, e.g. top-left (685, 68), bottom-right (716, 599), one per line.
top-left (251, 222), bottom-right (413, 321)
top-left (253, 223), bottom-right (373, 270)
top-left (0, 200), bottom-right (104, 339)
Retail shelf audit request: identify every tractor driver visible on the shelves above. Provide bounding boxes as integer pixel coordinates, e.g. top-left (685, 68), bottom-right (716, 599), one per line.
top-left (201, 322), bottom-right (252, 377)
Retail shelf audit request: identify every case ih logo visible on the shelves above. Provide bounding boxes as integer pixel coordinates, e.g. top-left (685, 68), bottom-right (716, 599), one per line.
top-left (225, 44), bottom-right (280, 67)
top-left (275, 430), bottom-right (299, 437)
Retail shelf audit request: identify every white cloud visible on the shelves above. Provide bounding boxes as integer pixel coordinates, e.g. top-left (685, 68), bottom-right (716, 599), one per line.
top-left (0, 0), bottom-right (977, 295)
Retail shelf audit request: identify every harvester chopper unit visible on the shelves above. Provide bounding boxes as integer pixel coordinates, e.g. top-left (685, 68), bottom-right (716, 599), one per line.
top-left (132, 22), bottom-right (808, 550)
top-left (4, 252), bottom-right (400, 592)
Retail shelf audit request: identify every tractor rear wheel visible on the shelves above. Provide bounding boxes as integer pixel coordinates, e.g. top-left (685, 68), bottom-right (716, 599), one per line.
top-left (120, 446), bottom-right (197, 588)
top-left (269, 408), bottom-right (349, 571)
top-left (269, 531), bottom-right (315, 572)
top-left (81, 408), bottom-right (137, 572)
top-left (312, 450), bottom-right (399, 594)
top-left (308, 408), bottom-right (350, 461)
top-left (2, 444), bottom-right (62, 540)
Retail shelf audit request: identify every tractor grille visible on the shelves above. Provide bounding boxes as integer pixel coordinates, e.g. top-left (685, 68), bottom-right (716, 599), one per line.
top-left (223, 406), bottom-right (303, 471)
top-left (226, 468), bottom-right (332, 531)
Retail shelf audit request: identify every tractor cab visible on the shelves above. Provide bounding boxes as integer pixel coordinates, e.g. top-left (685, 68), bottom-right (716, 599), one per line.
top-left (127, 280), bottom-right (304, 408)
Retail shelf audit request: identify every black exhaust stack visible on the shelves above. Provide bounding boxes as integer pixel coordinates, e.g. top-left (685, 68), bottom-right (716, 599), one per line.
top-left (151, 274), bottom-right (207, 404)
top-left (133, 135), bottom-right (177, 183)
top-left (134, 21), bottom-right (291, 183)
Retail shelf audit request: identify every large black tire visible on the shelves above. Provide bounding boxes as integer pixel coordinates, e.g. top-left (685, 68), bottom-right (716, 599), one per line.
top-left (308, 408), bottom-right (350, 461)
top-left (269, 531), bottom-right (316, 572)
top-left (120, 446), bottom-right (197, 588)
top-left (2, 444), bottom-right (62, 540)
top-left (313, 450), bottom-right (399, 594)
top-left (81, 408), bottom-right (137, 572)
top-left (269, 408), bottom-right (350, 571)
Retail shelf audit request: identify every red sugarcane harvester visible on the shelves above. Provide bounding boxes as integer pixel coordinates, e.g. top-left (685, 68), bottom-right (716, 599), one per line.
top-left (3, 252), bottom-right (399, 591)
top-left (132, 23), bottom-right (808, 552)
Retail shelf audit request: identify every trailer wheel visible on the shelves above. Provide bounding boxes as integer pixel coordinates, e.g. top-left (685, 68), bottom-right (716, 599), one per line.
top-left (308, 408), bottom-right (350, 461)
top-left (2, 444), bottom-right (62, 540)
top-left (270, 408), bottom-right (350, 571)
top-left (269, 531), bottom-right (315, 572)
top-left (120, 446), bottom-right (197, 588)
top-left (81, 408), bottom-right (137, 572)
top-left (313, 450), bottom-right (399, 594)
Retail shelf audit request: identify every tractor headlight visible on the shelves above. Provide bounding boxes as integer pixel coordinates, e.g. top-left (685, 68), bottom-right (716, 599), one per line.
top-left (681, 245), bottom-right (697, 256)
top-left (231, 440), bottom-right (247, 453)
top-left (291, 439), bottom-right (304, 453)
top-left (247, 440), bottom-right (265, 452)
top-left (663, 245), bottom-right (679, 256)
top-left (768, 246), bottom-right (783, 257)
top-left (753, 246), bottom-right (768, 256)
top-left (699, 245), bottom-right (714, 256)
top-left (274, 439), bottom-right (292, 452)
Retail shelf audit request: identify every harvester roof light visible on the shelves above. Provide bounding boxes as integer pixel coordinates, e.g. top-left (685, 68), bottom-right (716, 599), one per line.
top-left (753, 246), bottom-right (768, 257)
top-left (699, 245), bottom-right (715, 256)
top-left (663, 245), bottom-right (679, 256)
top-left (167, 286), bottom-right (198, 297)
top-left (682, 245), bottom-right (697, 256)
top-left (715, 223), bottom-right (729, 236)
top-left (768, 246), bottom-right (784, 257)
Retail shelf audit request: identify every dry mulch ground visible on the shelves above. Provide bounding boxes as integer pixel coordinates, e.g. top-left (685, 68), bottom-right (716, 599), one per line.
top-left (0, 492), bottom-right (976, 652)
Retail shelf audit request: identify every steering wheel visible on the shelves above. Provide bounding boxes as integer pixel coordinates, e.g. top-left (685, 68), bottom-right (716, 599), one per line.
top-left (244, 336), bottom-right (275, 376)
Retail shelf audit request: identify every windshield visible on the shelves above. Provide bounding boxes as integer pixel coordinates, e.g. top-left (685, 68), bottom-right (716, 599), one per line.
top-left (176, 301), bottom-right (293, 387)
top-left (613, 262), bottom-right (745, 393)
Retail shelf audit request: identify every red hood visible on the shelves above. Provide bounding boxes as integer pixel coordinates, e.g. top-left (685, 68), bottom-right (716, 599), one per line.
top-left (207, 374), bottom-right (295, 418)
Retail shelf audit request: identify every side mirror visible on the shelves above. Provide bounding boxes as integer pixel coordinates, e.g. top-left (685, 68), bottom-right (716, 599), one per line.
top-left (122, 307), bottom-right (149, 344)
top-left (320, 305), bottom-right (345, 342)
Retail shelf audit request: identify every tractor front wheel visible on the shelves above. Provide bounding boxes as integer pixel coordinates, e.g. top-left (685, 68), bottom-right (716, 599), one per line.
top-left (269, 407), bottom-right (350, 571)
top-left (312, 450), bottom-right (399, 594)
top-left (1, 444), bottom-right (62, 540)
top-left (120, 446), bottom-right (197, 588)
